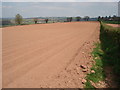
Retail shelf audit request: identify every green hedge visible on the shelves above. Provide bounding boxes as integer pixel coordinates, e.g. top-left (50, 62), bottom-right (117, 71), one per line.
top-left (100, 22), bottom-right (120, 85)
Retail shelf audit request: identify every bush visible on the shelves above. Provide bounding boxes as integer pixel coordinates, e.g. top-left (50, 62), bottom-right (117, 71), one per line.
top-left (85, 22), bottom-right (120, 88)
top-left (100, 22), bottom-right (120, 85)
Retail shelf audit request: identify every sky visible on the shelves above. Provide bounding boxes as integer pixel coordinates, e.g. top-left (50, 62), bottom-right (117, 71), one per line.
top-left (1, 0), bottom-right (119, 18)
top-left (1, 0), bottom-right (120, 2)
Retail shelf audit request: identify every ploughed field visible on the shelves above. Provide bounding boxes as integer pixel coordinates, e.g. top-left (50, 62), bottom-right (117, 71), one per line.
top-left (2, 22), bottom-right (100, 88)
top-left (107, 24), bottom-right (120, 27)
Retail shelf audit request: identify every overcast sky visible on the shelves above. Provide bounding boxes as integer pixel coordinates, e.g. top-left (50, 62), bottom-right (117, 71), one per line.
top-left (1, 0), bottom-right (120, 2)
top-left (1, 0), bottom-right (119, 18)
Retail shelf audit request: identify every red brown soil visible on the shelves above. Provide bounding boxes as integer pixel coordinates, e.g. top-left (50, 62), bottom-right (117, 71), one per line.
top-left (107, 24), bottom-right (120, 28)
top-left (2, 22), bottom-right (100, 88)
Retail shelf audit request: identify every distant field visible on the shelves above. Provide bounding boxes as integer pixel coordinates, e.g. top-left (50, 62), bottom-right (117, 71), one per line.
top-left (1, 17), bottom-right (98, 28)
top-left (102, 21), bottom-right (120, 27)
top-left (103, 21), bottom-right (120, 24)
top-left (1, 18), bottom-right (64, 28)
top-left (107, 24), bottom-right (120, 28)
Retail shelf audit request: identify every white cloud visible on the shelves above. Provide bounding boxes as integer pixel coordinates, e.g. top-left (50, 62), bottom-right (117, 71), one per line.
top-left (2, 0), bottom-right (120, 2)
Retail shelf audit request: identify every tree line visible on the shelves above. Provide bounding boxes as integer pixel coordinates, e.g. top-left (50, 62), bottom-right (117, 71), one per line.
top-left (3, 14), bottom-right (119, 26)
top-left (98, 15), bottom-right (120, 21)
top-left (14, 14), bottom-right (91, 25)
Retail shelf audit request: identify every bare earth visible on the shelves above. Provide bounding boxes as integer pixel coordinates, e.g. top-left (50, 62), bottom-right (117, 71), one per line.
top-left (2, 22), bottom-right (100, 88)
top-left (107, 24), bottom-right (120, 28)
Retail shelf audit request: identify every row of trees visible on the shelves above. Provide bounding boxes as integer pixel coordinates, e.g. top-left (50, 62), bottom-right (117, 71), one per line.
top-left (66, 16), bottom-right (90, 22)
top-left (15, 14), bottom-right (49, 24)
top-left (33, 18), bottom-right (48, 24)
top-left (98, 15), bottom-right (120, 21)
top-left (15, 14), bottom-right (91, 25)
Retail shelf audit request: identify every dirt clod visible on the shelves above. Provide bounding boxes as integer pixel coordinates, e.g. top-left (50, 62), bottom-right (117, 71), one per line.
top-left (80, 65), bottom-right (87, 69)
top-left (82, 79), bottom-right (87, 84)
top-left (91, 70), bottom-right (95, 74)
top-left (82, 69), bottom-right (88, 72)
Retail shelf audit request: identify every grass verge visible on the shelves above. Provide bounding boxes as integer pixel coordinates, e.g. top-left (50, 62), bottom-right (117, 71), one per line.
top-left (85, 22), bottom-right (120, 88)
top-left (84, 43), bottom-right (105, 89)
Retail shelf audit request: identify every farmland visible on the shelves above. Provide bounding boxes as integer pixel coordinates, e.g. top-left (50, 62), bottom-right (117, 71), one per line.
top-left (1, 17), bottom-right (98, 28)
top-left (2, 22), bottom-right (99, 88)
top-left (1, 1), bottom-right (120, 89)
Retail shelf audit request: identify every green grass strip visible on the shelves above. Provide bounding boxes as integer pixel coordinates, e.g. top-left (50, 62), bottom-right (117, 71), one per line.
top-left (84, 43), bottom-right (105, 88)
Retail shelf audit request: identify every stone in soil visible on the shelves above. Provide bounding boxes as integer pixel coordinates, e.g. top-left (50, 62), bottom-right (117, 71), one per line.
top-left (80, 65), bottom-right (87, 69)
top-left (82, 69), bottom-right (88, 72)
top-left (91, 70), bottom-right (95, 73)
top-left (82, 79), bottom-right (87, 84)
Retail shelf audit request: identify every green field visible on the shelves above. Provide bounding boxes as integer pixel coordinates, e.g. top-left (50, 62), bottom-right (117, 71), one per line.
top-left (102, 21), bottom-right (120, 24)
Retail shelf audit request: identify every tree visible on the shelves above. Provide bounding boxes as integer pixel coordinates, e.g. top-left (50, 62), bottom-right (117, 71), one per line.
top-left (15, 14), bottom-right (23, 25)
top-left (45, 19), bottom-right (48, 23)
top-left (67, 17), bottom-right (70, 22)
top-left (112, 15), bottom-right (117, 21)
top-left (108, 16), bottom-right (112, 21)
top-left (108, 16), bottom-right (111, 19)
top-left (67, 17), bottom-right (72, 22)
top-left (76, 16), bottom-right (81, 21)
top-left (98, 16), bottom-right (101, 21)
top-left (33, 18), bottom-right (38, 24)
top-left (84, 16), bottom-right (90, 21)
top-left (105, 16), bottom-right (108, 21)
top-left (69, 17), bottom-right (72, 22)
